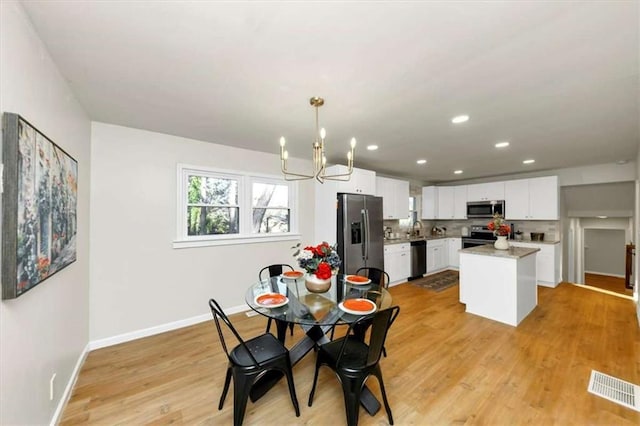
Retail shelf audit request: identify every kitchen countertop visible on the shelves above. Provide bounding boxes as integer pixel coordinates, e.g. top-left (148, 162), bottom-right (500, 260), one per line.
top-left (511, 239), bottom-right (560, 245)
top-left (384, 235), bottom-right (458, 245)
top-left (460, 245), bottom-right (540, 259)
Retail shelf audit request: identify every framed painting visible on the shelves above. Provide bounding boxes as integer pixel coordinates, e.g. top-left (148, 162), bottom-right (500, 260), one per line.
top-left (2, 113), bottom-right (78, 299)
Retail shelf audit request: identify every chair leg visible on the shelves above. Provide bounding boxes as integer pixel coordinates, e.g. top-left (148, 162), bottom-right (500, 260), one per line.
top-left (382, 345), bottom-right (387, 358)
top-left (339, 376), bottom-right (362, 426)
top-left (289, 322), bottom-right (294, 336)
top-left (308, 359), bottom-right (322, 406)
top-left (282, 364), bottom-right (300, 416)
top-left (265, 317), bottom-right (273, 334)
top-left (219, 366), bottom-right (232, 410)
top-left (374, 366), bottom-right (394, 425)
top-left (231, 371), bottom-right (251, 426)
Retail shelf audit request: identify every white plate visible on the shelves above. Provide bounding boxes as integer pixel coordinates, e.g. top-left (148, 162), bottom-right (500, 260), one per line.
top-left (338, 298), bottom-right (377, 315)
top-left (280, 271), bottom-right (305, 280)
top-left (254, 293), bottom-right (289, 308)
top-left (345, 275), bottom-right (372, 285)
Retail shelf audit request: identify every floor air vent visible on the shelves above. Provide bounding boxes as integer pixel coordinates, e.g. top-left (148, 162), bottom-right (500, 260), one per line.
top-left (588, 370), bottom-right (640, 412)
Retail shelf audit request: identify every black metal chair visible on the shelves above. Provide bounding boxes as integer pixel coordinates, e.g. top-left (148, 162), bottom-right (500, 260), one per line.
top-left (340, 267), bottom-right (393, 357)
top-left (308, 306), bottom-right (400, 426)
top-left (259, 264), bottom-right (295, 339)
top-left (208, 299), bottom-right (300, 426)
top-left (355, 267), bottom-right (390, 289)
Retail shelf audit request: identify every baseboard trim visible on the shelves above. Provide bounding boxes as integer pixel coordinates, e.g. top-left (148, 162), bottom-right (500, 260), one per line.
top-left (584, 271), bottom-right (625, 279)
top-left (88, 303), bottom-right (249, 351)
top-left (50, 342), bottom-right (90, 426)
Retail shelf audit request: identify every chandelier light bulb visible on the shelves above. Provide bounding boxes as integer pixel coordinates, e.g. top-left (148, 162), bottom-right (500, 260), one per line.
top-left (283, 150), bottom-right (289, 160)
top-left (320, 128), bottom-right (326, 140)
top-left (280, 137), bottom-right (286, 147)
top-left (322, 155), bottom-right (327, 165)
top-left (350, 137), bottom-right (357, 148)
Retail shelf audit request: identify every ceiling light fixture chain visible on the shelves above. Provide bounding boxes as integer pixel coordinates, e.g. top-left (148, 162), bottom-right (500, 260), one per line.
top-left (279, 97), bottom-right (356, 183)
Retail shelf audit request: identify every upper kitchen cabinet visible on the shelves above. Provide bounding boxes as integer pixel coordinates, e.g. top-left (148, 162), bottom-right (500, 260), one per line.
top-left (376, 176), bottom-right (410, 219)
top-left (421, 186), bottom-right (437, 219)
top-left (437, 186), bottom-right (454, 219)
top-left (505, 176), bottom-right (558, 220)
top-left (438, 186), bottom-right (468, 219)
top-left (453, 186), bottom-right (468, 219)
top-left (467, 181), bottom-right (504, 201)
top-left (327, 165), bottom-right (376, 195)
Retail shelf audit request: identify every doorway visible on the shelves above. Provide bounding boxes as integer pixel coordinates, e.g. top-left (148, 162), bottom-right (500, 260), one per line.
top-left (583, 228), bottom-right (632, 296)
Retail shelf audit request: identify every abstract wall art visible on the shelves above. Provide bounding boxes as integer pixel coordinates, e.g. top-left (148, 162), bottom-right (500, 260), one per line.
top-left (2, 113), bottom-right (78, 299)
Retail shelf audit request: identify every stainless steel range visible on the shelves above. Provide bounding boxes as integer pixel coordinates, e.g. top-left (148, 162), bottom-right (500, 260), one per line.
top-left (461, 226), bottom-right (496, 249)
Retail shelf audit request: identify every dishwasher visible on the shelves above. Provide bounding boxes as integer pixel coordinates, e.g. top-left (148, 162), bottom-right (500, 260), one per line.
top-left (409, 240), bottom-right (426, 280)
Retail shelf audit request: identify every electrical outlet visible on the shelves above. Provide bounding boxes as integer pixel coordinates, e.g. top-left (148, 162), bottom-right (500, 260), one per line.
top-left (49, 373), bottom-right (56, 401)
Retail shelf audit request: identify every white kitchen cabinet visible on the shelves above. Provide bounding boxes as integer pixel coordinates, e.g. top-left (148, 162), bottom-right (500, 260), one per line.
top-left (448, 237), bottom-right (462, 268)
top-left (510, 241), bottom-right (561, 287)
top-left (437, 187), bottom-right (454, 219)
top-left (421, 186), bottom-right (437, 219)
top-left (376, 176), bottom-right (409, 219)
top-left (467, 181), bottom-right (504, 201)
top-left (453, 186), bottom-right (468, 219)
top-left (528, 176), bottom-right (559, 220)
top-left (437, 186), bottom-right (467, 219)
top-left (427, 239), bottom-right (447, 273)
top-left (384, 243), bottom-right (410, 285)
top-left (505, 176), bottom-right (558, 220)
top-left (326, 165), bottom-right (376, 195)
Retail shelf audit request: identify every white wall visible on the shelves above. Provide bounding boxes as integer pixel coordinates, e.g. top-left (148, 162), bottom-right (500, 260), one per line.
top-left (0, 1), bottom-right (91, 424)
top-left (89, 123), bottom-right (316, 341)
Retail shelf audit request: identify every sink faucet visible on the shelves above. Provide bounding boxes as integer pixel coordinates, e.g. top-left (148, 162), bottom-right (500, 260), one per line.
top-left (412, 220), bottom-right (423, 236)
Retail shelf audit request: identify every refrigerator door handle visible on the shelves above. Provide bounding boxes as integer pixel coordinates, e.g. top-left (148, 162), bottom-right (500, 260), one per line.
top-left (363, 208), bottom-right (370, 261)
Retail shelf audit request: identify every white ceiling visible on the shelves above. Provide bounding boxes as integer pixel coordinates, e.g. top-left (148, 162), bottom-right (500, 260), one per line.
top-left (20, 0), bottom-right (639, 183)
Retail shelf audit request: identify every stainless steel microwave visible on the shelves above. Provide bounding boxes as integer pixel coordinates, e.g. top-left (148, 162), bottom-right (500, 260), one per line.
top-left (466, 200), bottom-right (505, 218)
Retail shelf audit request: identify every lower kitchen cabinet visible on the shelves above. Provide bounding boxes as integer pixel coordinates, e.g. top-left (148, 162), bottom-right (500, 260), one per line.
top-left (510, 241), bottom-right (561, 287)
top-left (427, 239), bottom-right (448, 274)
top-left (384, 243), bottom-right (410, 285)
top-left (448, 237), bottom-right (462, 269)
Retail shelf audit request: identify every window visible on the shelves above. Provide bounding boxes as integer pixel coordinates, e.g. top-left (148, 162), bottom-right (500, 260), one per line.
top-left (187, 173), bottom-right (240, 236)
top-left (176, 164), bottom-right (298, 247)
top-left (251, 180), bottom-right (290, 233)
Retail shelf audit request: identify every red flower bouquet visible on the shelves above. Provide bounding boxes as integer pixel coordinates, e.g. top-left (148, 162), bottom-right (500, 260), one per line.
top-left (293, 241), bottom-right (341, 279)
top-left (487, 214), bottom-right (511, 236)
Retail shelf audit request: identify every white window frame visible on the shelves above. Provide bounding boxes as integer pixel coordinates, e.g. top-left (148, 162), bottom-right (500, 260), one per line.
top-left (174, 164), bottom-right (300, 249)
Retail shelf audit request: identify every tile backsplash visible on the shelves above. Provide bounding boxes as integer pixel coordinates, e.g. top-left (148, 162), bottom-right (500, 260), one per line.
top-left (383, 218), bottom-right (560, 241)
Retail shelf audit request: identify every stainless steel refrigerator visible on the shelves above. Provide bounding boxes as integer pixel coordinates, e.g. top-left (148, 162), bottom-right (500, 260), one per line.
top-left (336, 193), bottom-right (385, 275)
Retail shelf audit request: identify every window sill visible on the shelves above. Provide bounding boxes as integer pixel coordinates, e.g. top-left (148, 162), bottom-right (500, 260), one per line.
top-left (172, 233), bottom-right (302, 249)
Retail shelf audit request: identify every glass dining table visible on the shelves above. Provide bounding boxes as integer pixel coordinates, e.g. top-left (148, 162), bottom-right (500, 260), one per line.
top-left (244, 273), bottom-right (393, 415)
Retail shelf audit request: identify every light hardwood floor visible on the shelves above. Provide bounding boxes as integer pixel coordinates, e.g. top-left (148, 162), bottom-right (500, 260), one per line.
top-left (585, 272), bottom-right (634, 297)
top-left (60, 282), bottom-right (640, 425)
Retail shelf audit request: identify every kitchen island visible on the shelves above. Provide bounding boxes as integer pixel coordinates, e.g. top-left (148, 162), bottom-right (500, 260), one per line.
top-left (459, 244), bottom-right (540, 326)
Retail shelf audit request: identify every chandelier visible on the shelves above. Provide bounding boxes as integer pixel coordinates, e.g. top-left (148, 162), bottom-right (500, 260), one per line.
top-left (279, 97), bottom-right (356, 183)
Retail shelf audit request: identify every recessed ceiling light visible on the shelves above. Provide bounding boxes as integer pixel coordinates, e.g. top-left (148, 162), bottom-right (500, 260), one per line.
top-left (596, 215), bottom-right (608, 219)
top-left (367, 145), bottom-right (378, 151)
top-left (451, 115), bottom-right (469, 124)
top-left (417, 159), bottom-right (427, 165)
top-left (523, 159), bottom-right (535, 164)
top-left (616, 160), bottom-right (628, 165)
top-left (495, 141), bottom-right (510, 148)
top-left (454, 170), bottom-right (463, 174)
